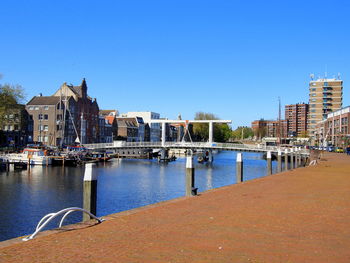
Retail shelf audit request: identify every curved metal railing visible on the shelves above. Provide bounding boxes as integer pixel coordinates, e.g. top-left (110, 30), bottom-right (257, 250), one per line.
top-left (83, 141), bottom-right (310, 155)
top-left (22, 207), bottom-right (104, 241)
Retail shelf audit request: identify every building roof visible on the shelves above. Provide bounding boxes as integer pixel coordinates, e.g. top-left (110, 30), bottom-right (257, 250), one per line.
top-left (27, 96), bottom-right (61, 105)
top-left (100, 110), bottom-right (118, 117)
top-left (116, 117), bottom-right (138, 128)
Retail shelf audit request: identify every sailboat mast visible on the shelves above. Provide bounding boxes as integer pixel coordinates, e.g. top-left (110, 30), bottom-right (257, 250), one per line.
top-left (278, 97), bottom-right (281, 145)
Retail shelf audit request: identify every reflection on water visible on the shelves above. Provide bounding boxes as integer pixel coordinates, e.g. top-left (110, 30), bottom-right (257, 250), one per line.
top-left (0, 151), bottom-right (277, 241)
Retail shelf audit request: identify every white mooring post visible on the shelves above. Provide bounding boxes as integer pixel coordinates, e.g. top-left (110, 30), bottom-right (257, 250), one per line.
top-left (291, 148), bottom-right (296, 169)
top-left (236, 153), bottom-right (243, 183)
top-left (284, 149), bottom-right (289, 171)
top-left (277, 149), bottom-right (282, 173)
top-left (83, 163), bottom-right (98, 221)
top-left (186, 154), bottom-right (197, 196)
top-left (267, 151), bottom-right (272, 176)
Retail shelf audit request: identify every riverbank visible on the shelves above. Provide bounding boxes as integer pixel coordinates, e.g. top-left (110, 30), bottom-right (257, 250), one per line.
top-left (1, 152), bottom-right (350, 262)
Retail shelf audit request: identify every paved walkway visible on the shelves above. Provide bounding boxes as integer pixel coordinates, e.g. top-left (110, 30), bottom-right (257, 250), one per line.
top-left (1, 153), bottom-right (350, 263)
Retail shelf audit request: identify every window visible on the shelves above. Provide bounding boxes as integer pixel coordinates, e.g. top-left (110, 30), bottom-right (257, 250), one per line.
top-left (43, 136), bottom-right (48, 142)
top-left (311, 88), bottom-right (316, 91)
top-left (311, 109), bottom-right (316, 113)
top-left (311, 104), bottom-right (316, 108)
top-left (29, 115), bottom-right (33, 120)
top-left (29, 106), bottom-right (34, 110)
top-left (14, 125), bottom-right (19, 130)
top-left (34, 106), bottom-right (39, 110)
top-left (38, 114), bottom-right (43, 120)
top-left (8, 114), bottom-right (14, 119)
top-left (311, 99), bottom-right (316, 102)
top-left (44, 114), bottom-right (48, 120)
top-left (44, 125), bottom-right (48, 131)
top-left (311, 93), bottom-right (316, 96)
top-left (57, 114), bottom-right (62, 120)
top-left (311, 120), bottom-right (316, 124)
top-left (44, 106), bottom-right (49, 110)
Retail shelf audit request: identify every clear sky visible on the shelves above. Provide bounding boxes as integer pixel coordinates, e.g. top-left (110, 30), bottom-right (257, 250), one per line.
top-left (1, 0), bottom-right (349, 128)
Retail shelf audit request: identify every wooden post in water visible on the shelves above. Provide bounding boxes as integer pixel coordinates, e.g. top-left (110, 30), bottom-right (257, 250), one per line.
top-left (27, 157), bottom-right (31, 171)
top-left (185, 154), bottom-right (197, 196)
top-left (284, 149), bottom-right (289, 171)
top-left (267, 151), bottom-right (272, 176)
top-left (83, 163), bottom-right (97, 221)
top-left (277, 149), bottom-right (282, 173)
top-left (236, 153), bottom-right (243, 183)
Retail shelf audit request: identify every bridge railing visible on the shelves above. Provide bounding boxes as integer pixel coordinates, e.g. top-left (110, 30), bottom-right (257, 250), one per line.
top-left (83, 141), bottom-right (309, 155)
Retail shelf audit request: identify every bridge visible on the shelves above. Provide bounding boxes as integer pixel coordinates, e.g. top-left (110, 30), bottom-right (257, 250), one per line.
top-left (83, 141), bottom-right (310, 156)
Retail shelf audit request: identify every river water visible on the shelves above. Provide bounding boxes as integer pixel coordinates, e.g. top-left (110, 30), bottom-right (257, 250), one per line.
top-left (0, 151), bottom-right (278, 241)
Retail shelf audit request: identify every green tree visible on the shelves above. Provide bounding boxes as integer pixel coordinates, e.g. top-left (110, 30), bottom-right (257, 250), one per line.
top-left (192, 112), bottom-right (231, 142)
top-left (0, 83), bottom-right (25, 125)
top-left (232, 126), bottom-right (254, 140)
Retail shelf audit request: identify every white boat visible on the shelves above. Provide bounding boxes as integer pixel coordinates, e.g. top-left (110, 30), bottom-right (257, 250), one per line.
top-left (0, 148), bottom-right (52, 165)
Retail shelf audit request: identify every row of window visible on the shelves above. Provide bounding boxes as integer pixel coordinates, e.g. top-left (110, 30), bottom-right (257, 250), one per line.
top-left (28, 106), bottom-right (50, 111)
top-left (4, 114), bottom-right (20, 119)
top-left (37, 135), bottom-right (49, 143)
top-left (2, 125), bottom-right (19, 131)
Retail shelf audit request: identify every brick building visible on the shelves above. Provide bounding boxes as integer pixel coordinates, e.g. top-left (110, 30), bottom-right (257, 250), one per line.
top-left (26, 79), bottom-right (100, 146)
top-left (285, 103), bottom-right (309, 137)
top-left (251, 119), bottom-right (288, 139)
top-left (315, 106), bottom-right (350, 147)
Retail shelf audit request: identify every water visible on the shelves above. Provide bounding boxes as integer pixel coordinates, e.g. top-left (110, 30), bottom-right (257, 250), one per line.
top-left (0, 151), bottom-right (278, 241)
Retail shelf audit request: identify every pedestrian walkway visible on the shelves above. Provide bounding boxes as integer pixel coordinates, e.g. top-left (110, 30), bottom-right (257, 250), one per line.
top-left (1, 152), bottom-right (349, 263)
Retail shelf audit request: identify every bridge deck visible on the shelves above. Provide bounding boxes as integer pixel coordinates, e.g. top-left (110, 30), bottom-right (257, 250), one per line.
top-left (83, 142), bottom-right (310, 155)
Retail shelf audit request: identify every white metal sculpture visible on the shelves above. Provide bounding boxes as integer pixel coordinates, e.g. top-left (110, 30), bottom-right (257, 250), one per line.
top-left (22, 207), bottom-right (104, 241)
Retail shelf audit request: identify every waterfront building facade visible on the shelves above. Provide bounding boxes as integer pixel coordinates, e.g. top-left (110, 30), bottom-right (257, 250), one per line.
top-left (101, 110), bottom-right (118, 140)
top-left (53, 79), bottom-right (100, 144)
top-left (26, 96), bottom-right (78, 146)
top-left (26, 79), bottom-right (100, 146)
top-left (124, 112), bottom-right (161, 141)
top-left (315, 106), bottom-right (350, 147)
top-left (116, 117), bottom-right (139, 141)
top-left (251, 119), bottom-right (288, 139)
top-left (308, 77), bottom-right (343, 140)
top-left (0, 104), bottom-right (32, 147)
top-left (99, 116), bottom-right (113, 143)
top-left (285, 103), bottom-right (309, 137)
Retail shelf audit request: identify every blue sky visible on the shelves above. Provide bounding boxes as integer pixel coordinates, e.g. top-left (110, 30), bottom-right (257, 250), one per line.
top-left (1, 0), bottom-right (349, 128)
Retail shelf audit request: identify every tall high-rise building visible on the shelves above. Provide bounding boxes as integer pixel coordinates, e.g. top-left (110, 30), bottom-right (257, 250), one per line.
top-left (308, 76), bottom-right (343, 139)
top-left (285, 103), bottom-right (309, 137)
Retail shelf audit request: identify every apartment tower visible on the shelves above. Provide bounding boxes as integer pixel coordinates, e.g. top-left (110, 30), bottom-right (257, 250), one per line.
top-left (308, 76), bottom-right (343, 140)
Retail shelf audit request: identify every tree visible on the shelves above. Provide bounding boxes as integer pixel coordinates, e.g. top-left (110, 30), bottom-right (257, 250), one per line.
top-left (298, 130), bottom-right (309, 138)
top-left (192, 112), bottom-right (231, 142)
top-left (231, 126), bottom-right (254, 140)
top-left (253, 127), bottom-right (267, 140)
top-left (0, 83), bottom-right (26, 125)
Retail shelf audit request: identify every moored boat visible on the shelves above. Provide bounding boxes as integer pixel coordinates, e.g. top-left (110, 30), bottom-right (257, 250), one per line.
top-left (0, 148), bottom-right (52, 165)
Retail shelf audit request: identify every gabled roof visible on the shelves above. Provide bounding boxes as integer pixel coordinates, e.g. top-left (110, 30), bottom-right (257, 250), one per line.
top-left (116, 117), bottom-right (138, 128)
top-left (27, 96), bottom-right (61, 105)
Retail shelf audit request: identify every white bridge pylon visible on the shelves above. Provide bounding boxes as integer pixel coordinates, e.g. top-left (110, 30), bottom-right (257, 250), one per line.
top-left (149, 119), bottom-right (232, 147)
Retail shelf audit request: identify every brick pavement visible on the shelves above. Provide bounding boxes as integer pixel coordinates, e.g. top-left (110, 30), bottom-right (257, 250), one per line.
top-left (0, 152), bottom-right (349, 263)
